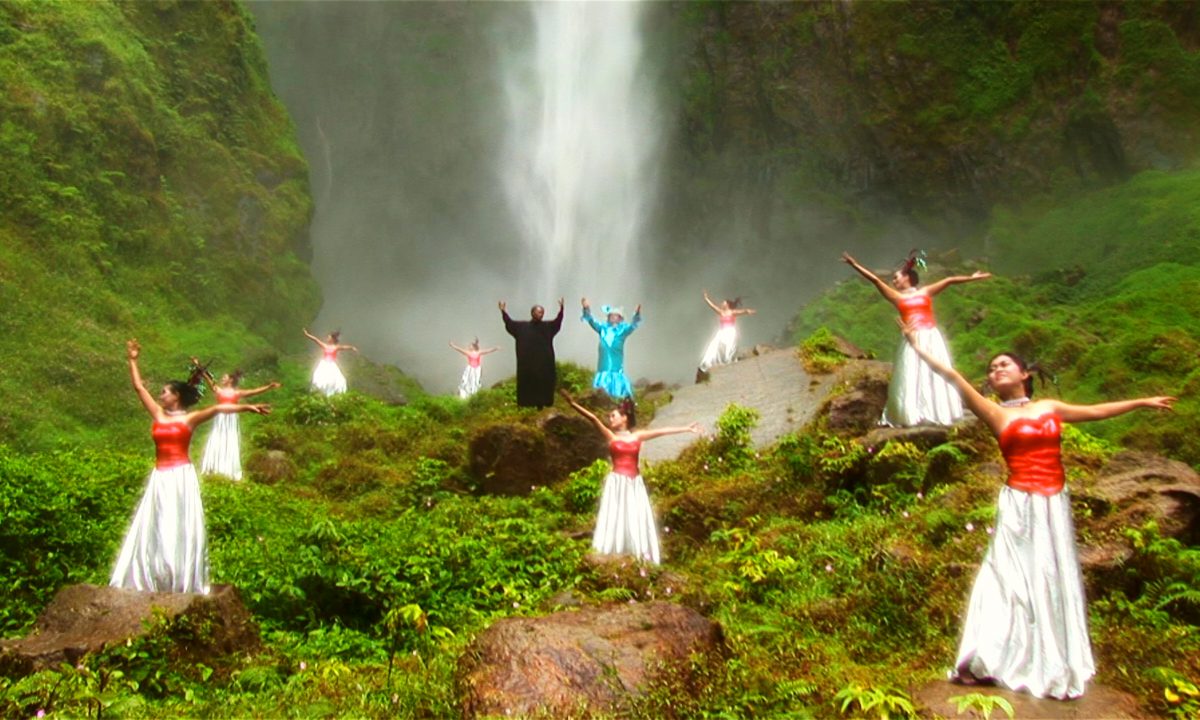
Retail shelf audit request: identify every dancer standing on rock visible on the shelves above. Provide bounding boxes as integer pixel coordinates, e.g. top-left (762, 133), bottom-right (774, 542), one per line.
top-left (500, 298), bottom-right (564, 408)
top-left (450, 338), bottom-right (499, 399)
top-left (559, 390), bottom-right (701, 565)
top-left (304, 328), bottom-right (357, 397)
top-left (198, 369), bottom-right (281, 481)
top-left (581, 297), bottom-right (641, 398)
top-left (842, 250), bottom-right (990, 426)
top-left (698, 290), bottom-right (756, 374)
top-left (111, 340), bottom-right (270, 594)
top-left (901, 322), bottom-right (1175, 699)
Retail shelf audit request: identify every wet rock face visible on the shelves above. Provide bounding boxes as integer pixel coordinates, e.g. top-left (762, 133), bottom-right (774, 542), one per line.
top-left (0, 584), bottom-right (260, 677)
top-left (458, 601), bottom-right (724, 718)
top-left (469, 412), bottom-right (608, 496)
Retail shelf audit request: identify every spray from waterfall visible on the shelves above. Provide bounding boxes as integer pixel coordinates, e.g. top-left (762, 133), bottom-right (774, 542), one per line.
top-left (500, 1), bottom-right (659, 314)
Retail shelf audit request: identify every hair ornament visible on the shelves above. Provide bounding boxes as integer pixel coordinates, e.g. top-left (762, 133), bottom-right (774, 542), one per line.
top-left (601, 304), bottom-right (624, 318)
top-left (903, 249), bottom-right (928, 273)
top-left (186, 358), bottom-right (213, 396)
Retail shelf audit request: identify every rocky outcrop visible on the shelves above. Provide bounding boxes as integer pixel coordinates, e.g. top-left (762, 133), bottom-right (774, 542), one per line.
top-left (1076, 451), bottom-right (1200, 595)
top-left (824, 361), bottom-right (890, 432)
top-left (0, 584), bottom-right (260, 677)
top-left (469, 412), bottom-right (609, 495)
top-left (458, 601), bottom-right (724, 718)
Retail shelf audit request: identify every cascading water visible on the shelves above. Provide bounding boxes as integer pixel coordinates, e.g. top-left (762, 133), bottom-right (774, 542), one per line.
top-left (499, 1), bottom-right (659, 312)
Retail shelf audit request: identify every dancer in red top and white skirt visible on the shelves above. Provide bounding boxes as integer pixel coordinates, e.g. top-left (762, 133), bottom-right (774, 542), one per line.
top-left (842, 250), bottom-right (990, 426)
top-left (111, 340), bottom-right (270, 594)
top-left (304, 328), bottom-right (358, 396)
top-left (198, 370), bottom-right (281, 480)
top-left (698, 290), bottom-right (756, 373)
top-left (450, 338), bottom-right (499, 399)
top-left (901, 322), bottom-right (1175, 699)
top-left (560, 390), bottom-right (701, 565)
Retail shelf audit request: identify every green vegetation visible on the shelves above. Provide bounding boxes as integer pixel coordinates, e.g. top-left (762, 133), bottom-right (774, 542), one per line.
top-left (0, 0), bottom-right (319, 451)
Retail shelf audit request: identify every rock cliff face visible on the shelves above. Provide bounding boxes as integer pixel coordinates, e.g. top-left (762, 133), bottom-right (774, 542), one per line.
top-left (666, 1), bottom-right (1200, 231)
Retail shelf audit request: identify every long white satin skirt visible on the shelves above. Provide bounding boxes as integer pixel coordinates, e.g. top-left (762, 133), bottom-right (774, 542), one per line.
top-left (592, 472), bottom-right (661, 565)
top-left (311, 358), bottom-right (347, 396)
top-left (110, 464), bottom-right (209, 594)
top-left (200, 412), bottom-right (242, 480)
top-left (458, 365), bottom-right (482, 399)
top-left (699, 325), bottom-right (738, 372)
top-left (883, 327), bottom-right (963, 426)
top-left (951, 486), bottom-right (1095, 699)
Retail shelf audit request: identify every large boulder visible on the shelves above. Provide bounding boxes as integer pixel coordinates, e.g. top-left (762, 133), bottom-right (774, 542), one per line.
top-left (458, 601), bottom-right (724, 718)
top-left (469, 412), bottom-right (608, 496)
top-left (824, 362), bottom-right (890, 432)
top-left (1076, 451), bottom-right (1200, 595)
top-left (0, 584), bottom-right (260, 676)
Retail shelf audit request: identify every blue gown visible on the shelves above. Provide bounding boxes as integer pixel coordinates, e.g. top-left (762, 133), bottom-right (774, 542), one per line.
top-left (582, 308), bottom-right (641, 398)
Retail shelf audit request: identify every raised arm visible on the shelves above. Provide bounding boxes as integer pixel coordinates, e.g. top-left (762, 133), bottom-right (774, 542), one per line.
top-left (581, 297), bottom-right (602, 332)
top-left (842, 252), bottom-right (901, 303)
top-left (338, 343), bottom-right (359, 354)
top-left (558, 389), bottom-right (615, 441)
top-left (186, 402), bottom-right (271, 428)
top-left (923, 271), bottom-right (992, 297)
top-left (189, 357), bottom-right (217, 393)
top-left (302, 328), bottom-right (323, 346)
top-left (481, 346), bottom-right (501, 355)
top-left (733, 307), bottom-right (757, 317)
top-left (549, 298), bottom-right (565, 332)
top-left (127, 339), bottom-right (160, 418)
top-left (237, 381), bottom-right (282, 400)
top-left (1047, 396), bottom-right (1176, 424)
top-left (898, 320), bottom-right (1007, 433)
top-left (449, 341), bottom-right (468, 356)
top-left (635, 422), bottom-right (702, 442)
top-left (702, 291), bottom-right (722, 314)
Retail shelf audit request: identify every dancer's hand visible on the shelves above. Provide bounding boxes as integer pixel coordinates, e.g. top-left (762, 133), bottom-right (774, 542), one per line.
top-left (971, 271), bottom-right (992, 280)
top-left (687, 421), bottom-right (701, 434)
top-left (896, 317), bottom-right (920, 345)
top-left (558, 297), bottom-right (565, 309)
top-left (247, 404), bottom-right (272, 415)
top-left (126, 339), bottom-right (140, 361)
top-left (1143, 396), bottom-right (1178, 411)
top-left (269, 382), bottom-right (283, 390)
top-left (841, 251), bottom-right (857, 266)
top-left (557, 388), bottom-right (575, 403)
top-left (581, 297), bottom-right (590, 309)
top-left (498, 301), bottom-right (507, 312)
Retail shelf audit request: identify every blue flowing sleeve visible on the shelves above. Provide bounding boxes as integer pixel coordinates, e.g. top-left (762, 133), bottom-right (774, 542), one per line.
top-left (581, 307), bottom-right (603, 333)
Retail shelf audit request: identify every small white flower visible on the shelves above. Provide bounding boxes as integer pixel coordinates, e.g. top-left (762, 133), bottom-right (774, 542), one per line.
top-left (512, 601), bottom-right (520, 608)
top-left (902, 511), bottom-right (910, 518)
top-left (986, 527), bottom-right (995, 535)
top-left (299, 661), bottom-right (307, 671)
top-left (965, 522), bottom-right (975, 532)
top-left (916, 492), bottom-right (924, 500)
top-left (666, 587), bottom-right (673, 595)
top-left (825, 563), bottom-right (833, 573)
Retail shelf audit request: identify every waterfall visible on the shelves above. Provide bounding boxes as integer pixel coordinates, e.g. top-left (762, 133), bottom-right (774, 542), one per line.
top-left (499, 1), bottom-right (658, 308)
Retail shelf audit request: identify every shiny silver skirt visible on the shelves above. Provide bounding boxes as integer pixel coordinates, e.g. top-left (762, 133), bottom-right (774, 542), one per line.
top-left (110, 463), bottom-right (209, 594)
top-left (592, 472), bottom-right (660, 565)
top-left (311, 358), bottom-right (347, 396)
top-left (883, 327), bottom-right (963, 426)
top-left (951, 486), bottom-right (1095, 699)
top-left (200, 412), bottom-right (242, 480)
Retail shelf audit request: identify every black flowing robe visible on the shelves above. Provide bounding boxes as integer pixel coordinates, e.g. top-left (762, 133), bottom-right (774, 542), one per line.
top-left (502, 307), bottom-right (563, 407)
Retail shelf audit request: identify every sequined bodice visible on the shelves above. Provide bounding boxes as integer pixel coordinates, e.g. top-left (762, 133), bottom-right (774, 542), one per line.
top-left (896, 292), bottom-right (935, 330)
top-left (152, 420), bottom-right (193, 469)
top-left (609, 437), bottom-right (642, 477)
top-left (998, 413), bottom-right (1065, 496)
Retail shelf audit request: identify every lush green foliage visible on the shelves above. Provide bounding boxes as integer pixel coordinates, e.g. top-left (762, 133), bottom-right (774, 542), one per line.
top-left (0, 0), bottom-right (319, 451)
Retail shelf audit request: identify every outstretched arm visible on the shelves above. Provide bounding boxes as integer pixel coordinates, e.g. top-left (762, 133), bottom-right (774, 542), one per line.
top-left (338, 344), bottom-right (359, 354)
top-left (580, 298), bottom-right (602, 331)
top-left (449, 342), bottom-right (468, 356)
top-left (1047, 396), bottom-right (1176, 424)
top-left (189, 357), bottom-right (217, 393)
top-left (635, 422), bottom-right (702, 442)
top-left (842, 252), bottom-right (901, 303)
top-left (302, 328), bottom-right (323, 347)
top-left (127, 339), bottom-right (159, 418)
top-left (898, 320), bottom-right (1007, 433)
top-left (238, 381), bottom-right (282, 399)
top-left (481, 346), bottom-right (501, 355)
top-left (550, 298), bottom-right (565, 332)
top-left (733, 307), bottom-right (757, 317)
top-left (187, 402), bottom-right (271, 427)
top-left (923, 271), bottom-right (992, 297)
top-left (558, 389), bottom-right (615, 441)
top-left (702, 291), bottom-right (722, 314)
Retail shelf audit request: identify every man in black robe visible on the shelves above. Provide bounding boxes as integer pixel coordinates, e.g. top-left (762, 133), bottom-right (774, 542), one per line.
top-left (499, 298), bottom-right (564, 407)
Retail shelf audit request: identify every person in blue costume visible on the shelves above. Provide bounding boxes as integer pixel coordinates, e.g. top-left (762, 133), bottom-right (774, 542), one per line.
top-left (581, 297), bottom-right (642, 398)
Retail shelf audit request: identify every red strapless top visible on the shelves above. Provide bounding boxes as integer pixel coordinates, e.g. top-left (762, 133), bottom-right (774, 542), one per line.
top-left (719, 315), bottom-right (736, 328)
top-left (998, 413), bottom-right (1065, 496)
top-left (323, 347), bottom-right (338, 360)
top-left (216, 388), bottom-right (239, 404)
top-left (467, 352), bottom-right (482, 368)
top-left (610, 437), bottom-right (642, 477)
top-left (896, 292), bottom-right (935, 330)
top-left (152, 419), bottom-right (193, 470)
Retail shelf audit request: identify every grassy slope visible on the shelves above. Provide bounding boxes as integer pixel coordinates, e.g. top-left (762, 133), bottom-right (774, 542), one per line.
top-left (0, 0), bottom-right (320, 451)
